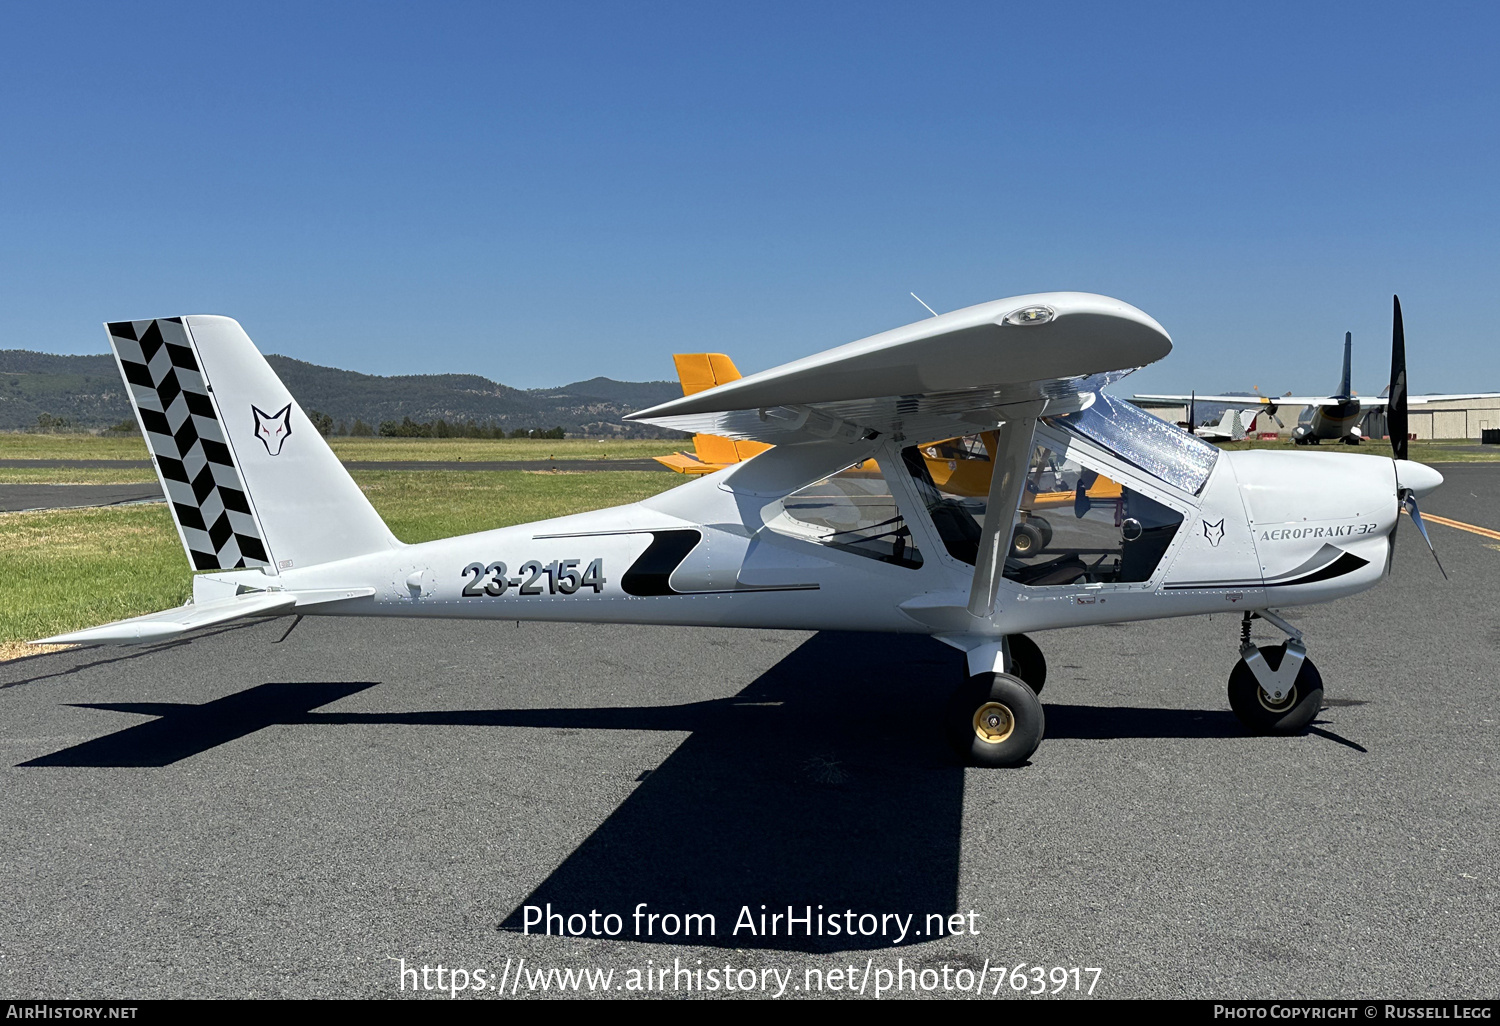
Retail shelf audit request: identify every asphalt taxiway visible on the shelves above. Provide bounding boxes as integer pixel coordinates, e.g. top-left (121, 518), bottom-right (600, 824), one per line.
top-left (0, 466), bottom-right (1496, 999)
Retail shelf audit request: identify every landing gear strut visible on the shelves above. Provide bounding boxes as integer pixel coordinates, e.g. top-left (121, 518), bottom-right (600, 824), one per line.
top-left (1228, 611), bottom-right (1323, 733)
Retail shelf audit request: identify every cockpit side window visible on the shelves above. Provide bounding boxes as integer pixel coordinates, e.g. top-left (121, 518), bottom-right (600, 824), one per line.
top-left (1002, 440), bottom-right (1184, 587)
top-left (763, 459), bottom-right (923, 568)
top-left (1054, 394), bottom-right (1218, 495)
top-left (900, 444), bottom-right (985, 565)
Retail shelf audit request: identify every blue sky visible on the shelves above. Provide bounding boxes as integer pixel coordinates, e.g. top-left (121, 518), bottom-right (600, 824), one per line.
top-left (1, 1), bottom-right (1495, 395)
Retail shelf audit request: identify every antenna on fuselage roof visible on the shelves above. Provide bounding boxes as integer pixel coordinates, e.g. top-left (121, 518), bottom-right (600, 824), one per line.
top-left (910, 293), bottom-right (940, 318)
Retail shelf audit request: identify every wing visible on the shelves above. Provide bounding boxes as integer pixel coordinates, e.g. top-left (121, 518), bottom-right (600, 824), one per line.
top-left (1134, 393), bottom-right (1335, 407)
top-left (1406, 393), bottom-right (1500, 405)
top-left (627, 293), bottom-right (1172, 444)
top-left (1347, 393), bottom-right (1500, 412)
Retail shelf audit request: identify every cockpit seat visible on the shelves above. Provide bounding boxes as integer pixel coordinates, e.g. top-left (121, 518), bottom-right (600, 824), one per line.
top-left (1007, 554), bottom-right (1088, 587)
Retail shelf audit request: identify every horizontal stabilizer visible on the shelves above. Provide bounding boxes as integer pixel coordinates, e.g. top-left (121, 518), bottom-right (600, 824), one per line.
top-left (33, 588), bottom-right (375, 646)
top-left (652, 451), bottom-right (728, 475)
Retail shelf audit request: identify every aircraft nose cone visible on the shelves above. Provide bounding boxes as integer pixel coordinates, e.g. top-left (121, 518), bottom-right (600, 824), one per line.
top-left (1395, 459), bottom-right (1443, 499)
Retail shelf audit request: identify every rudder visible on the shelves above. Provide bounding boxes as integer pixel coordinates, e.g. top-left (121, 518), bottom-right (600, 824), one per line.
top-left (109, 316), bottom-right (398, 573)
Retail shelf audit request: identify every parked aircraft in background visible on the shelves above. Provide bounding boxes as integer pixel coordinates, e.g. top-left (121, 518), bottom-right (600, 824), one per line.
top-left (1192, 408), bottom-right (1258, 442)
top-left (1137, 331), bottom-right (1499, 444)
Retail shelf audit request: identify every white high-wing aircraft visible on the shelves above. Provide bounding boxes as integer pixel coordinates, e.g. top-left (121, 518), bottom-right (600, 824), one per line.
top-left (1192, 408), bottom-right (1258, 442)
top-left (36, 293), bottom-right (1447, 767)
top-left (1138, 331), bottom-right (1500, 445)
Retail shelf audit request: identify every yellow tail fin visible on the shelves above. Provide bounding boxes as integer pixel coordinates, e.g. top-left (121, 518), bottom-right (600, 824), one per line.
top-left (654, 354), bottom-right (770, 473)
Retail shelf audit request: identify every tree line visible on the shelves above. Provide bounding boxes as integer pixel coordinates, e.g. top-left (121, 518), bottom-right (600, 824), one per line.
top-left (306, 411), bottom-right (565, 439)
top-left (24, 410), bottom-right (566, 441)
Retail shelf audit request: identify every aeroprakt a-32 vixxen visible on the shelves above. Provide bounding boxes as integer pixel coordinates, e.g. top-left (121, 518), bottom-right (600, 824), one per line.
top-left (39, 293), bottom-right (1445, 766)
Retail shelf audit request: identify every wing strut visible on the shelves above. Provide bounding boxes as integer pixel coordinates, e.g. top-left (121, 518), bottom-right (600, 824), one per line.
top-left (967, 405), bottom-right (1042, 618)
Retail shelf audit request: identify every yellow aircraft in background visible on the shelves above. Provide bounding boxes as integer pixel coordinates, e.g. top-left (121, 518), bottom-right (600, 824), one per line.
top-left (655, 354), bottom-right (998, 492)
top-left (651, 354), bottom-right (774, 474)
top-left (655, 354), bottom-right (1125, 558)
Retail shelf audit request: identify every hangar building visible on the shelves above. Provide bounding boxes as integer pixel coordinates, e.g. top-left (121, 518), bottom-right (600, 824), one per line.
top-left (1131, 396), bottom-right (1500, 441)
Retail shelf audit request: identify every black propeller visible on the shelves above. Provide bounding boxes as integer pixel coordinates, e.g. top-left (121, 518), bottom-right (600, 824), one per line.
top-left (1386, 294), bottom-right (1445, 579)
top-left (1389, 296), bottom-right (1408, 462)
top-left (1187, 390), bottom-right (1196, 434)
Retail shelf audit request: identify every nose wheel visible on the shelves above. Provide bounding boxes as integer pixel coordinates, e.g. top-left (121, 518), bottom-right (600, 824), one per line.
top-left (1228, 613), bottom-right (1324, 734)
top-left (947, 672), bottom-right (1045, 767)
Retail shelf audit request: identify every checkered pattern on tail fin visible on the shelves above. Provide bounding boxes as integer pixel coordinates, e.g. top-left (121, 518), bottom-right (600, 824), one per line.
top-left (108, 318), bottom-right (271, 571)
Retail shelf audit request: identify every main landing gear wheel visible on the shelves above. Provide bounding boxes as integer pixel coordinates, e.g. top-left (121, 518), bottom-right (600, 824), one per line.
top-left (1030, 515), bottom-right (1054, 548)
top-left (1228, 643), bottom-right (1324, 734)
top-left (947, 673), bottom-right (1045, 767)
top-left (1010, 521), bottom-right (1045, 558)
top-left (1006, 633), bottom-right (1047, 695)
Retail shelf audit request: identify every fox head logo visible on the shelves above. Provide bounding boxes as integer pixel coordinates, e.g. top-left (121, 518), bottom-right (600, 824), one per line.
top-left (1202, 518), bottom-right (1225, 547)
top-left (252, 403), bottom-right (293, 456)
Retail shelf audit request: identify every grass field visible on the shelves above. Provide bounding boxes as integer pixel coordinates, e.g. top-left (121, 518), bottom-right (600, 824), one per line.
top-left (0, 466), bottom-right (158, 484)
top-left (328, 437), bottom-right (682, 462)
top-left (0, 433), bottom-right (682, 463)
top-left (351, 469), bottom-right (683, 543)
top-left (0, 504), bottom-right (190, 657)
top-left (0, 470), bottom-right (685, 657)
top-left (0, 434), bottom-right (149, 460)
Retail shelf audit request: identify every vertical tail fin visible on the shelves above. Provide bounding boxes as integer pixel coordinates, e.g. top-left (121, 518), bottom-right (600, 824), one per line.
top-left (108, 316), bottom-right (399, 572)
top-left (1338, 331), bottom-right (1353, 398)
top-left (652, 353), bottom-right (771, 474)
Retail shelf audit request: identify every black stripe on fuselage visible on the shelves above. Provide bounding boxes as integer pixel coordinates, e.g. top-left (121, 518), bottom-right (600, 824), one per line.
top-left (618, 528), bottom-right (822, 596)
top-left (1262, 550), bottom-right (1368, 587)
top-left (621, 530), bottom-right (703, 596)
top-left (1164, 548), bottom-right (1369, 590)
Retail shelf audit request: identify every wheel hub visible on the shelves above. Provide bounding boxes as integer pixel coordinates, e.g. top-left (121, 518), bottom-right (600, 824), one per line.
top-left (972, 702), bottom-right (1015, 744)
top-left (1256, 685), bottom-right (1297, 714)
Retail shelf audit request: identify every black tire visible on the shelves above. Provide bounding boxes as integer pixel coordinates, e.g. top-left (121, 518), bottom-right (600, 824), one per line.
top-left (946, 672), bottom-right (1045, 767)
top-left (1007, 633), bottom-right (1047, 695)
top-left (1010, 521), bottom-right (1045, 558)
top-left (1227, 644), bottom-right (1323, 734)
top-left (1030, 516), bottom-right (1054, 548)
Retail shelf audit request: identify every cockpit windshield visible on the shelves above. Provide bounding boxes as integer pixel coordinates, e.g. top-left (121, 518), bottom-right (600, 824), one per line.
top-left (1052, 393), bottom-right (1218, 495)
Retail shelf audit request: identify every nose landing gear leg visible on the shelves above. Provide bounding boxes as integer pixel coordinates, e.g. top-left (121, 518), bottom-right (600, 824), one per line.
top-left (1228, 611), bottom-right (1324, 733)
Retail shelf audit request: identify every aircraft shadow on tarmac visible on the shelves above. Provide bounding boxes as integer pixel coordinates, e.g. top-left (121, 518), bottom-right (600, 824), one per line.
top-left (18, 630), bottom-right (1364, 951)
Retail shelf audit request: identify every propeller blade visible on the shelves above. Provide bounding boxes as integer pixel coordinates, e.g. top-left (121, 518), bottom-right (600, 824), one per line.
top-left (1389, 295), bottom-right (1408, 461)
top-left (1401, 489), bottom-right (1447, 579)
top-left (1188, 390), bottom-right (1196, 433)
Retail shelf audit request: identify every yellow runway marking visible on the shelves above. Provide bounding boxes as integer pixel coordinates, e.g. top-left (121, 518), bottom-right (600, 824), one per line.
top-left (1419, 512), bottom-right (1500, 542)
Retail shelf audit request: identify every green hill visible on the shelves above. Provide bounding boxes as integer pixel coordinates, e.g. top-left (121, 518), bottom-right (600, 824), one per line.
top-left (0, 351), bottom-right (683, 437)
